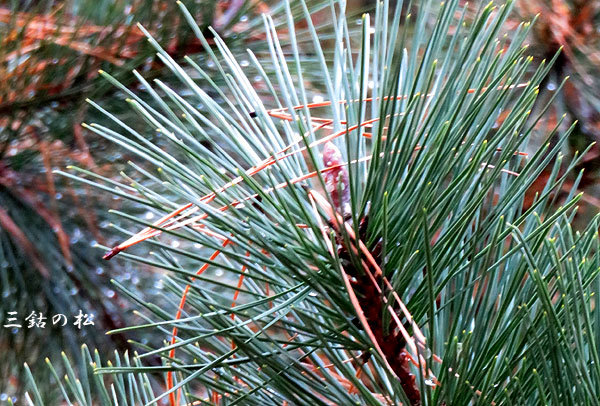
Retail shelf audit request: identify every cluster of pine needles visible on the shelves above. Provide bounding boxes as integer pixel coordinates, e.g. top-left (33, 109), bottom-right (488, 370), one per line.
top-left (3, 0), bottom-right (600, 405)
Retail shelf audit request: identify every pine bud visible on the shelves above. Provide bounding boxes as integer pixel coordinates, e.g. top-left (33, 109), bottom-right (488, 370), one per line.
top-left (322, 141), bottom-right (350, 215)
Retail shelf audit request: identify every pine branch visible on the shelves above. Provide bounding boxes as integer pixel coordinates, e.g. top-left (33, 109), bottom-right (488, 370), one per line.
top-left (23, 0), bottom-right (600, 405)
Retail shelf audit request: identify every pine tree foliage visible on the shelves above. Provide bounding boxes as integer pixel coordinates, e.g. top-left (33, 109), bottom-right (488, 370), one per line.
top-left (507, 0), bottom-right (600, 218)
top-left (25, 0), bottom-right (600, 404)
top-left (0, 0), bottom-right (333, 401)
top-left (0, 0), bottom-right (206, 398)
top-left (513, 0), bottom-right (600, 141)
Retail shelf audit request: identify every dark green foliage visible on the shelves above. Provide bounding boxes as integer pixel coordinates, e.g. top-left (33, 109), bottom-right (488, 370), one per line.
top-left (23, 0), bottom-right (600, 405)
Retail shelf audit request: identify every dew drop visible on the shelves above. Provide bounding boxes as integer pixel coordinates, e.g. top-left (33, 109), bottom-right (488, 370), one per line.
top-left (70, 228), bottom-right (82, 244)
